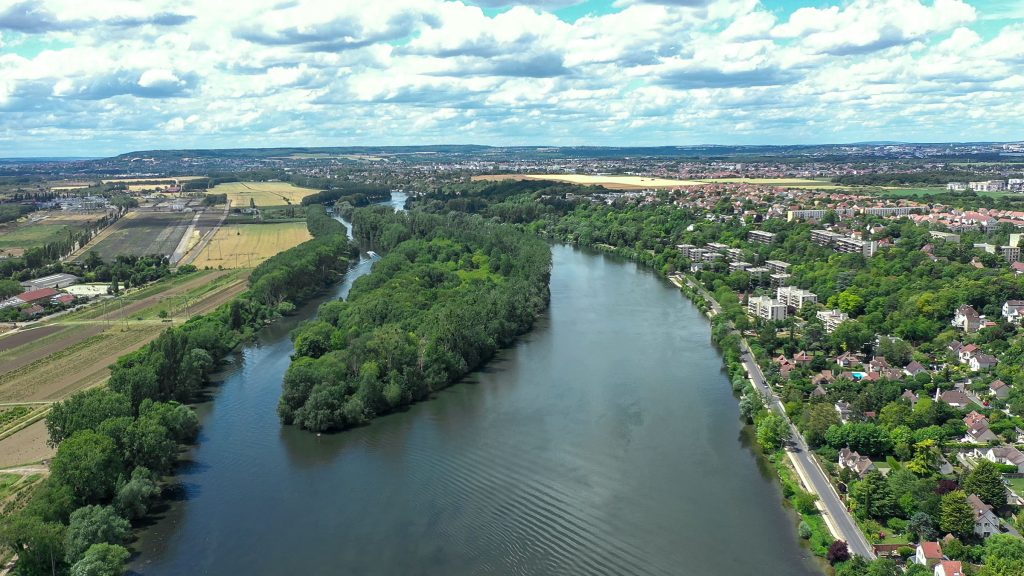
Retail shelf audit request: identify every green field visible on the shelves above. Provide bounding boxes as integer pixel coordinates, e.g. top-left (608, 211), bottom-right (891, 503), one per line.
top-left (0, 223), bottom-right (71, 250)
top-left (79, 211), bottom-right (191, 260)
top-left (874, 186), bottom-right (1015, 198)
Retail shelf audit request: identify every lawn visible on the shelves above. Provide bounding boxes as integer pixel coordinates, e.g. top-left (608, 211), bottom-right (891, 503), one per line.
top-left (208, 181), bottom-right (320, 207)
top-left (189, 222), bottom-right (312, 269)
top-left (1007, 477), bottom-right (1024, 496)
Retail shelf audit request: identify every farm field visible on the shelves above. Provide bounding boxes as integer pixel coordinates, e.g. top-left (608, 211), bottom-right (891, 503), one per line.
top-left (74, 209), bottom-right (192, 260)
top-left (697, 177), bottom-right (841, 189)
top-left (189, 222), bottom-right (312, 269)
top-left (208, 181), bottom-right (319, 206)
top-left (101, 176), bottom-right (204, 184)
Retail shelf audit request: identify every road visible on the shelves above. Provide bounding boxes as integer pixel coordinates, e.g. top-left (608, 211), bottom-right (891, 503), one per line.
top-left (739, 340), bottom-right (875, 559)
top-left (672, 273), bottom-right (873, 558)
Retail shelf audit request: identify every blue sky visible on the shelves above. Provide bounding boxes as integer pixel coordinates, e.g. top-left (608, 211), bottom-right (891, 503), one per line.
top-left (0, 0), bottom-right (1022, 156)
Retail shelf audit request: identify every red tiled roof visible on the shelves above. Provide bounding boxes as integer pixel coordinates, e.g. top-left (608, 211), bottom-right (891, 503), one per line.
top-left (919, 541), bottom-right (942, 559)
top-left (18, 287), bottom-right (58, 302)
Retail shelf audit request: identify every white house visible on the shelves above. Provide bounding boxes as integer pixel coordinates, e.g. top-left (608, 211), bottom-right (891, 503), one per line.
top-left (934, 560), bottom-right (964, 576)
top-left (981, 445), bottom-right (1024, 473)
top-left (968, 494), bottom-right (1000, 538)
top-left (1002, 300), bottom-right (1024, 324)
top-left (952, 305), bottom-right (982, 333)
top-left (914, 541), bottom-right (943, 566)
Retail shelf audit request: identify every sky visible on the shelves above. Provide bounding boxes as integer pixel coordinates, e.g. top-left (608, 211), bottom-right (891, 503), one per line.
top-left (0, 0), bottom-right (1022, 157)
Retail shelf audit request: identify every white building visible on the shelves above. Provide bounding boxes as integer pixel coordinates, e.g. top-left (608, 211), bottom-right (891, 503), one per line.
top-left (748, 295), bottom-right (788, 321)
top-left (777, 286), bottom-right (817, 309)
top-left (816, 309), bottom-right (849, 333)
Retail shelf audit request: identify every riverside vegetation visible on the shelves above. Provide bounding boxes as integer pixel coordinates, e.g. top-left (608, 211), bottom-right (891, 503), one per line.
top-left (0, 205), bottom-right (355, 576)
top-left (279, 207), bottom-right (551, 432)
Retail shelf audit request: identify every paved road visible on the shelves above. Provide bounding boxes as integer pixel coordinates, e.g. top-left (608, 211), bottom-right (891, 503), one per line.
top-left (739, 341), bottom-right (875, 559)
top-left (673, 274), bottom-right (873, 558)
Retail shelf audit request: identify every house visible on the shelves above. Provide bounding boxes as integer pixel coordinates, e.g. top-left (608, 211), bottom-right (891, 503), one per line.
top-left (834, 351), bottom-right (864, 368)
top-left (838, 447), bottom-right (875, 477)
top-left (904, 361), bottom-right (928, 377)
top-left (958, 344), bottom-right (979, 363)
top-left (811, 371), bottom-right (835, 387)
top-left (810, 385), bottom-right (828, 399)
top-left (952, 305), bottom-right (982, 333)
top-left (914, 541), bottom-right (943, 567)
top-left (868, 356), bottom-right (891, 372)
top-left (835, 401), bottom-right (854, 423)
top-left (967, 494), bottom-right (1000, 538)
top-left (22, 304), bottom-right (44, 317)
top-left (53, 294), bottom-right (75, 305)
top-left (947, 341), bottom-right (963, 355)
top-left (935, 388), bottom-right (973, 409)
top-left (16, 287), bottom-right (59, 305)
top-left (964, 411), bottom-right (988, 430)
top-left (902, 389), bottom-right (920, 408)
top-left (989, 379), bottom-right (1010, 399)
top-left (934, 560), bottom-right (963, 576)
top-left (792, 350), bottom-right (813, 365)
top-left (963, 415), bottom-right (999, 443)
top-left (1012, 262), bottom-right (1024, 275)
top-left (981, 445), bottom-right (1024, 472)
top-left (1002, 300), bottom-right (1024, 324)
top-left (970, 353), bottom-right (999, 372)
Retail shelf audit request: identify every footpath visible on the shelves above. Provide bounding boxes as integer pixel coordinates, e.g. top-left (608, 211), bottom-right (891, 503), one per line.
top-left (669, 274), bottom-right (875, 559)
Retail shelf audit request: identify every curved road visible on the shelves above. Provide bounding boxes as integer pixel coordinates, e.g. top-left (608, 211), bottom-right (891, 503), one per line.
top-left (676, 274), bottom-right (873, 559)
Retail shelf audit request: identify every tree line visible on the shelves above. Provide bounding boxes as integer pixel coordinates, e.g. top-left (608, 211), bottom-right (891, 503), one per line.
top-left (279, 208), bottom-right (551, 432)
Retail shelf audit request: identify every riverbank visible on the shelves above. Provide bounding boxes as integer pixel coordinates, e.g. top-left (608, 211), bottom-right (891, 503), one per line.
top-left (667, 271), bottom-right (873, 560)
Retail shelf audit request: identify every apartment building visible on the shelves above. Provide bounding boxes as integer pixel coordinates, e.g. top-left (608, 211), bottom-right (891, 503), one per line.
top-left (816, 309), bottom-right (850, 333)
top-left (748, 295), bottom-right (788, 321)
top-left (747, 230), bottom-right (776, 244)
top-left (777, 286), bottom-right (818, 309)
top-left (765, 260), bottom-right (790, 274)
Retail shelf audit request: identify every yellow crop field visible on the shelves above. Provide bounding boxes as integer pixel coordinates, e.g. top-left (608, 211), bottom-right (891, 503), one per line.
top-left (190, 222), bottom-right (312, 269)
top-left (209, 181), bottom-right (320, 207)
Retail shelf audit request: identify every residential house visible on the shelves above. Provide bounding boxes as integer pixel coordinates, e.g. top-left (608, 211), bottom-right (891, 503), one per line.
top-left (835, 351), bottom-right (865, 368)
top-left (981, 445), bottom-right (1024, 473)
top-left (1002, 300), bottom-right (1024, 324)
top-left (835, 401), bottom-right (854, 423)
top-left (838, 447), bottom-right (875, 477)
top-left (989, 379), bottom-right (1010, 399)
top-left (1011, 262), bottom-right (1024, 275)
top-left (958, 344), bottom-right (980, 363)
top-left (792, 350), bottom-right (813, 365)
top-left (902, 389), bottom-right (920, 408)
top-left (952, 305), bottom-right (982, 333)
top-left (970, 353), bottom-right (999, 372)
top-left (963, 411), bottom-right (999, 443)
top-left (810, 385), bottom-right (828, 399)
top-left (947, 341), bottom-right (963, 355)
top-left (867, 356), bottom-right (891, 373)
top-left (811, 371), bottom-right (835, 387)
top-left (934, 560), bottom-right (964, 576)
top-left (935, 388), bottom-right (973, 409)
top-left (967, 494), bottom-right (1000, 539)
top-left (914, 541), bottom-right (943, 567)
top-left (904, 361), bottom-right (928, 377)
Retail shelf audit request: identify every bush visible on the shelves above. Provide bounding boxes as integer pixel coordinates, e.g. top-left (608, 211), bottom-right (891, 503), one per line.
top-left (827, 540), bottom-right (851, 565)
top-left (798, 521), bottom-right (812, 540)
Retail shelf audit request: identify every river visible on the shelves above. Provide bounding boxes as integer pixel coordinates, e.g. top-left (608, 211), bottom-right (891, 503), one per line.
top-left (129, 194), bottom-right (821, 575)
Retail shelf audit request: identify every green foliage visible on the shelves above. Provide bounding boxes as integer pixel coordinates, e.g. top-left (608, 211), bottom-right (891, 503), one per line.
top-left (977, 534), bottom-right (1024, 576)
top-left (69, 543), bottom-right (130, 576)
top-left (799, 402), bottom-right (841, 447)
top-left (113, 467), bottom-right (160, 521)
top-left (0, 513), bottom-right (67, 576)
top-left (46, 389), bottom-right (132, 447)
top-left (755, 412), bottom-right (790, 451)
top-left (50, 431), bottom-right (123, 505)
top-left (824, 423), bottom-right (892, 457)
top-left (908, 511), bottom-right (937, 541)
top-left (851, 471), bottom-right (897, 520)
top-left (0, 278), bottom-right (22, 298)
top-left (940, 491), bottom-right (976, 539)
top-left (280, 210), bottom-right (551, 432)
top-left (63, 505), bottom-right (130, 564)
top-left (962, 460), bottom-right (1008, 509)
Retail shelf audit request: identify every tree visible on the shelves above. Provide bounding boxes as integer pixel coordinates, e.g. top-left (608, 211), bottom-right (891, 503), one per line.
top-left (107, 364), bottom-right (159, 413)
top-left (978, 534), bottom-right (1024, 576)
top-left (866, 558), bottom-right (901, 576)
top-left (0, 513), bottom-right (67, 576)
top-left (64, 505), bottom-right (130, 564)
top-left (837, 290), bottom-right (865, 315)
top-left (851, 471), bottom-right (897, 520)
top-left (908, 511), bottom-right (937, 541)
top-left (963, 460), bottom-right (1008, 509)
top-left (756, 412), bottom-right (791, 451)
top-left (738, 393), bottom-right (764, 424)
top-left (70, 543), bottom-right (131, 576)
top-left (51, 430), bottom-right (124, 504)
top-left (940, 491), bottom-right (975, 539)
top-left (46, 389), bottom-right (132, 446)
top-left (0, 278), bottom-right (22, 299)
top-left (827, 539), bottom-right (850, 565)
top-left (800, 402), bottom-right (841, 447)
top-left (114, 466), bottom-right (161, 520)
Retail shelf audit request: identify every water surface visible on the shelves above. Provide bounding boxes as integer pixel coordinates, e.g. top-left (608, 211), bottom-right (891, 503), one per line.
top-left (130, 198), bottom-right (820, 575)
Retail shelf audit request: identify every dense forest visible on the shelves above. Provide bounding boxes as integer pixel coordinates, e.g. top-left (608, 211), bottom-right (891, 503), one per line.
top-left (300, 185), bottom-right (391, 207)
top-left (279, 208), bottom-right (551, 432)
top-left (0, 205), bottom-right (354, 576)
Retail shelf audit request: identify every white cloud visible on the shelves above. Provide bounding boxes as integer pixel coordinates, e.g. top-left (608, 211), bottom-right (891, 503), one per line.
top-left (0, 0), bottom-right (1020, 155)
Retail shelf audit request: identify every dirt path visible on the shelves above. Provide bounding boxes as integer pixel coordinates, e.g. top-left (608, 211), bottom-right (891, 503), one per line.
top-left (0, 420), bottom-right (53, 468)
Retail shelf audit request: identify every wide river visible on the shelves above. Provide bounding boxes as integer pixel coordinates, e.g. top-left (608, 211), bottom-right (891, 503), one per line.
top-left (129, 195), bottom-right (821, 575)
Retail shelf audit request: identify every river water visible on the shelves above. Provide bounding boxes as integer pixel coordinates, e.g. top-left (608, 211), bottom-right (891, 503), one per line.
top-left (129, 194), bottom-right (821, 575)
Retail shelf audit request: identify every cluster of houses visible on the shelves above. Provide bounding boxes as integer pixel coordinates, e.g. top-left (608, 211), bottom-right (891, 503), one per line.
top-left (0, 273), bottom-right (81, 318)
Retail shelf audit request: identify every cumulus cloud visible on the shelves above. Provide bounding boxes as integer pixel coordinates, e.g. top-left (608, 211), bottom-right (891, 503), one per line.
top-left (0, 0), bottom-right (1021, 155)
